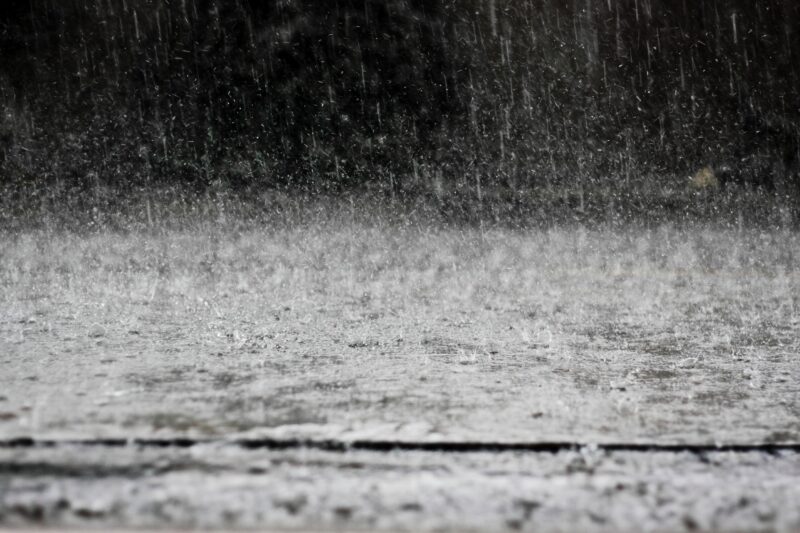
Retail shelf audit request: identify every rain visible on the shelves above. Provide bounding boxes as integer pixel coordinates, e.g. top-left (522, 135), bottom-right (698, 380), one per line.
top-left (0, 1), bottom-right (799, 531)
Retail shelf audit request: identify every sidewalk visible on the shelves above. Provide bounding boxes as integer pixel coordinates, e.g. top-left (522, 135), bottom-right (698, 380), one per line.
top-left (1, 224), bottom-right (799, 530)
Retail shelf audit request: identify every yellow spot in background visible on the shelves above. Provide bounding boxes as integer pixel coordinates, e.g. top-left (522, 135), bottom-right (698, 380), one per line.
top-left (689, 166), bottom-right (720, 190)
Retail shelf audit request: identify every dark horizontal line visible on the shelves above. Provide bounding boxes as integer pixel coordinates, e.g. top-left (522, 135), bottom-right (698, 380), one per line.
top-left (1, 437), bottom-right (799, 455)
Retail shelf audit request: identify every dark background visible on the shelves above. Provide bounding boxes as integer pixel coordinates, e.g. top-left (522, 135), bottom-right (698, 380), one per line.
top-left (1, 0), bottom-right (799, 205)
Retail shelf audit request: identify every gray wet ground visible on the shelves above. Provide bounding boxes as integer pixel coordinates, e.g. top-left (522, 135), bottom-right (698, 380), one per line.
top-left (2, 444), bottom-right (800, 532)
top-left (1, 223), bottom-right (800, 530)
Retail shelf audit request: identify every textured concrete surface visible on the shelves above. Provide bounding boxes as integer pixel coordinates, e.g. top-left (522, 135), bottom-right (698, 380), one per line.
top-left (1, 223), bottom-right (799, 530)
top-left (1, 225), bottom-right (799, 445)
top-left (2, 444), bottom-right (800, 531)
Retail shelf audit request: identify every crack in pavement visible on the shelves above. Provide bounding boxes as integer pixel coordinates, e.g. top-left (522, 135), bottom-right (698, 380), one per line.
top-left (2, 437), bottom-right (799, 454)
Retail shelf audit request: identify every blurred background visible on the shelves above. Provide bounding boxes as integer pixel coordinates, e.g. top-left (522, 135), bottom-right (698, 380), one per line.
top-left (1, 0), bottom-right (799, 217)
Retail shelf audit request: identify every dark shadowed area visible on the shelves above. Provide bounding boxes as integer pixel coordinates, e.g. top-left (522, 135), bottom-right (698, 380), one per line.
top-left (1, 0), bottom-right (799, 222)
